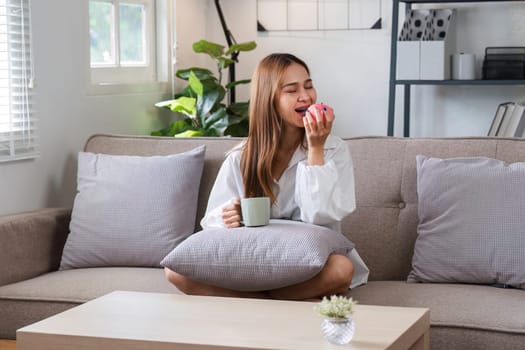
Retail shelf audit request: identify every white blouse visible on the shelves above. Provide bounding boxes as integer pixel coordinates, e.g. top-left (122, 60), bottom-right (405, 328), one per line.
top-left (201, 135), bottom-right (369, 289)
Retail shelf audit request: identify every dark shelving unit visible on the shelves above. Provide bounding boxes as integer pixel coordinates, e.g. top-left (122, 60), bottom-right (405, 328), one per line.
top-left (387, 0), bottom-right (525, 137)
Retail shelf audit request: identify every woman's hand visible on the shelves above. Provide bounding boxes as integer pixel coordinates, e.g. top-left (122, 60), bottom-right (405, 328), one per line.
top-left (222, 197), bottom-right (242, 228)
top-left (303, 103), bottom-right (334, 165)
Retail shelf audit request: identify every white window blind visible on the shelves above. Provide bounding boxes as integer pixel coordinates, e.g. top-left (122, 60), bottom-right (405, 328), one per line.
top-left (0, 0), bottom-right (36, 162)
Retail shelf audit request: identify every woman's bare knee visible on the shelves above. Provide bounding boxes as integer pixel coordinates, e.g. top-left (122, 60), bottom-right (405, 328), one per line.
top-left (325, 255), bottom-right (354, 293)
top-left (164, 267), bottom-right (192, 293)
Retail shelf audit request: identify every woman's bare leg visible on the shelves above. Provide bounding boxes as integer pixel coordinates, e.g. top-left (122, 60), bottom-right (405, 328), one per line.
top-left (267, 254), bottom-right (354, 300)
top-left (164, 267), bottom-right (269, 299)
top-left (165, 254), bottom-right (353, 301)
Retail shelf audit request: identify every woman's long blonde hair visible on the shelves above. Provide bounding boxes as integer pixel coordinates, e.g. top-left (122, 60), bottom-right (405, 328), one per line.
top-left (240, 53), bottom-right (310, 203)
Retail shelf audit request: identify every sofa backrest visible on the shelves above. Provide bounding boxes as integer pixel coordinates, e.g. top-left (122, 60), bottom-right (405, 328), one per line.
top-left (344, 136), bottom-right (525, 281)
top-left (85, 134), bottom-right (525, 282)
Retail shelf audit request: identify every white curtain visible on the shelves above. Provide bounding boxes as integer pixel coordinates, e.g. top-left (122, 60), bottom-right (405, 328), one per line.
top-left (0, 0), bottom-right (36, 162)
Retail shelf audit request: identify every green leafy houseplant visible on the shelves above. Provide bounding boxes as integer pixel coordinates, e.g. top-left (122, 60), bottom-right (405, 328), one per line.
top-left (153, 40), bottom-right (256, 137)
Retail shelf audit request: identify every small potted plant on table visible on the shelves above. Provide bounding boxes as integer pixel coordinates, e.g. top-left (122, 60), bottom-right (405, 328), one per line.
top-left (314, 295), bottom-right (357, 345)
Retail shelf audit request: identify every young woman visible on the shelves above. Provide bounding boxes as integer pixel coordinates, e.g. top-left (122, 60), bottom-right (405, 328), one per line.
top-left (165, 53), bottom-right (369, 299)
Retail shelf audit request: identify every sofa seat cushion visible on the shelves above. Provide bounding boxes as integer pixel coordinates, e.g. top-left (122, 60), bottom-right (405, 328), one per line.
top-left (0, 267), bottom-right (179, 339)
top-left (0, 267), bottom-right (178, 303)
top-left (348, 281), bottom-right (525, 334)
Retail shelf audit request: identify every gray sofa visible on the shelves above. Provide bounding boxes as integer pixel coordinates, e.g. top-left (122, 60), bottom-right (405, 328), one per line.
top-left (1, 134), bottom-right (524, 349)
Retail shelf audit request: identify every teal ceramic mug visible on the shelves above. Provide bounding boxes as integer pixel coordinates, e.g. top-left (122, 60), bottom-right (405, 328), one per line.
top-left (241, 197), bottom-right (270, 227)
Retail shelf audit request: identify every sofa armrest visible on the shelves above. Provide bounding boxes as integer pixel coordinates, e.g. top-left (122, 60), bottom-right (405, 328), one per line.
top-left (0, 208), bottom-right (71, 287)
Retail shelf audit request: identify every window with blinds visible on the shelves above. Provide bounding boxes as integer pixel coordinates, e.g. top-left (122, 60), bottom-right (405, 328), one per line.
top-left (0, 0), bottom-right (36, 162)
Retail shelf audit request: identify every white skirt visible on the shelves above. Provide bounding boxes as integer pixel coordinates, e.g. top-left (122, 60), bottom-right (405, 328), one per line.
top-left (348, 249), bottom-right (369, 289)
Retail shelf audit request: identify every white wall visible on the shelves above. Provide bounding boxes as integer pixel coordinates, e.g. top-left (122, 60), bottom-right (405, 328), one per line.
top-left (408, 3), bottom-right (525, 137)
top-left (197, 0), bottom-right (391, 137)
top-left (188, 0), bottom-right (525, 138)
top-left (0, 0), bottom-right (173, 215)
top-left (1, 0), bottom-right (524, 215)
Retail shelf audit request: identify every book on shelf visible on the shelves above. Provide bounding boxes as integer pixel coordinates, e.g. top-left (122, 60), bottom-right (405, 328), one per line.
top-left (494, 102), bottom-right (516, 137)
top-left (488, 102), bottom-right (512, 136)
top-left (498, 102), bottom-right (525, 137)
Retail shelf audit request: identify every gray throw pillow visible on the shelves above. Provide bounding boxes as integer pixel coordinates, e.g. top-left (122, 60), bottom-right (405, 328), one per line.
top-left (161, 219), bottom-right (355, 291)
top-left (408, 155), bottom-right (525, 289)
top-left (60, 145), bottom-right (205, 270)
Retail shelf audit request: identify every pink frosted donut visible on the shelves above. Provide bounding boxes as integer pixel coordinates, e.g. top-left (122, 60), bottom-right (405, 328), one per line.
top-left (307, 103), bottom-right (334, 123)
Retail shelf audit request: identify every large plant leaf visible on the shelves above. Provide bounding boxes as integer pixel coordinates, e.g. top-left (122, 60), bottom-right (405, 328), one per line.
top-left (155, 96), bottom-right (196, 116)
top-left (217, 57), bottom-right (235, 70)
top-left (190, 73), bottom-right (225, 120)
top-left (225, 41), bottom-right (257, 55)
top-left (175, 129), bottom-right (204, 138)
top-left (226, 79), bottom-right (251, 89)
top-left (150, 126), bottom-right (172, 137)
top-left (200, 78), bottom-right (219, 89)
top-left (154, 99), bottom-right (175, 108)
top-left (204, 106), bottom-right (227, 128)
top-left (204, 108), bottom-right (229, 136)
top-left (151, 118), bottom-right (194, 137)
top-left (189, 71), bottom-right (204, 97)
top-left (193, 40), bottom-right (225, 59)
top-left (224, 119), bottom-right (249, 137)
top-left (176, 67), bottom-right (214, 81)
top-left (174, 85), bottom-right (195, 99)
top-left (224, 102), bottom-right (249, 136)
top-left (227, 102), bottom-right (250, 121)
top-left (197, 89), bottom-right (224, 123)
top-left (168, 119), bottom-right (193, 136)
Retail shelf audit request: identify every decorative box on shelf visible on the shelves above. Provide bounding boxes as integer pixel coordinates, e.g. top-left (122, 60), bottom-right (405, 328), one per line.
top-left (397, 9), bottom-right (429, 80)
top-left (421, 9), bottom-right (456, 80)
top-left (397, 8), bottom-right (456, 80)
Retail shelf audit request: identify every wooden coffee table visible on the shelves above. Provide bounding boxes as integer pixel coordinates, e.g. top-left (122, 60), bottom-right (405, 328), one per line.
top-left (17, 291), bottom-right (429, 350)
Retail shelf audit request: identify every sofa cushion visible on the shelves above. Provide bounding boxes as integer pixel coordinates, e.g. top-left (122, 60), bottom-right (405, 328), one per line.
top-left (60, 146), bottom-right (205, 269)
top-left (0, 267), bottom-right (177, 303)
top-left (161, 219), bottom-right (355, 291)
top-left (0, 267), bottom-right (179, 339)
top-left (408, 155), bottom-right (525, 289)
top-left (348, 281), bottom-right (525, 349)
